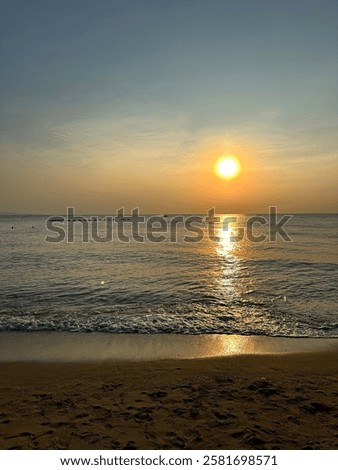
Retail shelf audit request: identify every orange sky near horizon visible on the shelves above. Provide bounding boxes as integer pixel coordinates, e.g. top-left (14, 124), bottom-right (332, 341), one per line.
top-left (1, 132), bottom-right (337, 214)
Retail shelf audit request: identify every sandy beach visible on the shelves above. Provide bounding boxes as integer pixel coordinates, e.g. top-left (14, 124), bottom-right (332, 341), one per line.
top-left (0, 333), bottom-right (337, 450)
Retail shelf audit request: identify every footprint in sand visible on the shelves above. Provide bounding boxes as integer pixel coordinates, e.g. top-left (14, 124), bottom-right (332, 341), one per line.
top-left (243, 435), bottom-right (267, 448)
top-left (75, 412), bottom-right (89, 419)
top-left (214, 411), bottom-right (236, 420)
top-left (17, 432), bottom-right (35, 438)
top-left (123, 440), bottom-right (137, 449)
top-left (134, 410), bottom-right (153, 423)
top-left (230, 430), bottom-right (246, 439)
top-left (101, 383), bottom-right (122, 391)
top-left (148, 391), bottom-right (167, 399)
top-left (301, 402), bottom-right (333, 414)
top-left (92, 406), bottom-right (112, 420)
top-left (165, 433), bottom-right (185, 449)
top-left (248, 379), bottom-right (279, 396)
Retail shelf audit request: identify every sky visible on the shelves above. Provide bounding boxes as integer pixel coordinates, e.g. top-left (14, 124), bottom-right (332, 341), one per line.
top-left (0, 0), bottom-right (337, 214)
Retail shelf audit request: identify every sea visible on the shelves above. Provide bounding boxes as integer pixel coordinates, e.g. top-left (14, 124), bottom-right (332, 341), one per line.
top-left (0, 213), bottom-right (337, 337)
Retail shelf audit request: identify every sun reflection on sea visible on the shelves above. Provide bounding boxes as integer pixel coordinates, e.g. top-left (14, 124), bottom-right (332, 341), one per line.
top-left (211, 214), bottom-right (252, 301)
top-left (216, 215), bottom-right (238, 258)
top-left (211, 215), bottom-right (239, 299)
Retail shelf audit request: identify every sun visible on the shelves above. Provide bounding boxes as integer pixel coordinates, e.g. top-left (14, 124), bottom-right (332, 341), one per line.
top-left (215, 156), bottom-right (241, 179)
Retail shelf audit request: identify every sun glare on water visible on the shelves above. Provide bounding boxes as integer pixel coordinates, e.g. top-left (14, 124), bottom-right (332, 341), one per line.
top-left (215, 156), bottom-right (241, 179)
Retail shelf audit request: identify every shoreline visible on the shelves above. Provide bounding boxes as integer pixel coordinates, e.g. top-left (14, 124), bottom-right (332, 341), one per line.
top-left (1, 331), bottom-right (338, 363)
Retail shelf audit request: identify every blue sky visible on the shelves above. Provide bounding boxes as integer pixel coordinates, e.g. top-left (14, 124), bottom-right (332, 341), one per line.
top-left (1, 0), bottom-right (337, 213)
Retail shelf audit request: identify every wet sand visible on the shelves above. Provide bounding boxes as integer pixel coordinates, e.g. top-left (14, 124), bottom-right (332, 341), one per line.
top-left (1, 332), bottom-right (338, 362)
top-left (0, 335), bottom-right (337, 450)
